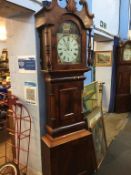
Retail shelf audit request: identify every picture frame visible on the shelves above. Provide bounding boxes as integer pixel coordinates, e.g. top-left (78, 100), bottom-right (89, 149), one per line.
top-left (89, 117), bottom-right (107, 168)
top-left (83, 81), bottom-right (98, 114)
top-left (95, 51), bottom-right (112, 66)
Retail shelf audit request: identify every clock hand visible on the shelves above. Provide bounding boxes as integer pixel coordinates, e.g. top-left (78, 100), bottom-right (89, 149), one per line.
top-left (63, 39), bottom-right (68, 50)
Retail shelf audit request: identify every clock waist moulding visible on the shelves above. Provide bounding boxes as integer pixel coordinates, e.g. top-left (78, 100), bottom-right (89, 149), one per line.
top-left (35, 1), bottom-right (97, 175)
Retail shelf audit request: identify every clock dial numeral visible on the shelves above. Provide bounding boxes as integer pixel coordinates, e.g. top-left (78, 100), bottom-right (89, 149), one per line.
top-left (59, 53), bottom-right (63, 56)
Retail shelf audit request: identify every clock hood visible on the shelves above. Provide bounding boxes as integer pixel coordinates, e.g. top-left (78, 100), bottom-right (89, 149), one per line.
top-left (35, 0), bottom-right (94, 30)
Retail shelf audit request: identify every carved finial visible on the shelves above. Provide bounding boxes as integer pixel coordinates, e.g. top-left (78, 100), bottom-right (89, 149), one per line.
top-left (42, 0), bottom-right (58, 11)
top-left (79, 0), bottom-right (94, 18)
top-left (66, 0), bottom-right (76, 13)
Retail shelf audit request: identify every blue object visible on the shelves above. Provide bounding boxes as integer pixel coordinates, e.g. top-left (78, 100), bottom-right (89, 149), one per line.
top-left (0, 87), bottom-right (7, 100)
top-left (108, 36), bottom-right (119, 112)
top-left (18, 58), bottom-right (36, 71)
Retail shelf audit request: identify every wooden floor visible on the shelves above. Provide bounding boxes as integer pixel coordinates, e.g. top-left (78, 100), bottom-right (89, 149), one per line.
top-left (0, 130), bottom-right (13, 165)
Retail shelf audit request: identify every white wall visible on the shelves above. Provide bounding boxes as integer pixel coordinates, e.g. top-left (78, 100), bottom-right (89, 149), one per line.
top-left (0, 17), bottom-right (7, 50)
top-left (92, 0), bottom-right (118, 112)
top-left (6, 15), bottom-right (42, 175)
top-left (7, 0), bottom-right (42, 12)
top-left (94, 41), bottom-right (113, 112)
top-left (92, 0), bottom-right (120, 36)
top-left (0, 41), bottom-right (7, 51)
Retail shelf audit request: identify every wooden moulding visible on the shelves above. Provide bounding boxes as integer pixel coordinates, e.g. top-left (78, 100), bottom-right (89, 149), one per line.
top-left (42, 129), bottom-right (91, 148)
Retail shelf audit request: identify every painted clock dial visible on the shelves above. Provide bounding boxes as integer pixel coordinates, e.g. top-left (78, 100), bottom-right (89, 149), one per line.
top-left (57, 21), bottom-right (81, 64)
top-left (123, 44), bottom-right (131, 61)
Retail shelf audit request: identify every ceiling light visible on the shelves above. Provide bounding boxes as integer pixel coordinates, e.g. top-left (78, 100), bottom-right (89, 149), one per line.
top-left (0, 18), bottom-right (7, 41)
top-left (0, 25), bottom-right (7, 41)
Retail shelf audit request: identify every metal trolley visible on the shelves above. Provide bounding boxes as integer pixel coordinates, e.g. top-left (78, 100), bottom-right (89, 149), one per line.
top-left (0, 94), bottom-right (31, 175)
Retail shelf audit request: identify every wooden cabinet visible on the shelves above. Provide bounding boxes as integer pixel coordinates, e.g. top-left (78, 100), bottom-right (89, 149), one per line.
top-left (0, 49), bottom-right (9, 131)
top-left (42, 130), bottom-right (96, 175)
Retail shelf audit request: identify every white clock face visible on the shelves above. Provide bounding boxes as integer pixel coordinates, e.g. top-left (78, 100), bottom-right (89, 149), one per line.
top-left (123, 44), bottom-right (131, 61)
top-left (57, 35), bottom-right (80, 63)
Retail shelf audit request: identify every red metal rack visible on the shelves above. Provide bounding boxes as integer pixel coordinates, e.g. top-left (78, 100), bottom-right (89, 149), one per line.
top-left (0, 94), bottom-right (31, 175)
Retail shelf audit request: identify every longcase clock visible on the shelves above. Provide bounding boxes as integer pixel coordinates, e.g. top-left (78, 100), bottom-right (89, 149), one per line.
top-left (35, 1), bottom-right (96, 175)
top-left (115, 40), bottom-right (131, 112)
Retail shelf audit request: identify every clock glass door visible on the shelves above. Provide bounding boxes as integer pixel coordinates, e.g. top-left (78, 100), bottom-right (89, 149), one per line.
top-left (57, 21), bottom-right (81, 64)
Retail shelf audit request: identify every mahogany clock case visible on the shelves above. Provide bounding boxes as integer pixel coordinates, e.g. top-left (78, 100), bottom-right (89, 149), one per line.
top-left (40, 17), bottom-right (87, 71)
top-left (115, 40), bottom-right (131, 113)
top-left (117, 40), bottom-right (131, 64)
top-left (36, 0), bottom-right (94, 72)
top-left (42, 129), bottom-right (96, 175)
top-left (36, 0), bottom-right (94, 137)
top-left (35, 1), bottom-right (96, 175)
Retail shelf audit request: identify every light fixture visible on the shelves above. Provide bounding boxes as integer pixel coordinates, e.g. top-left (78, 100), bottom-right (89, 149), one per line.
top-left (0, 18), bottom-right (7, 41)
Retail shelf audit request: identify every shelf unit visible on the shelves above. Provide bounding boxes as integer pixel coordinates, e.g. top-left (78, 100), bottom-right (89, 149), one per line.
top-left (0, 59), bottom-right (9, 83)
top-left (0, 50), bottom-right (10, 130)
top-left (0, 95), bottom-right (31, 174)
top-left (0, 93), bottom-right (8, 131)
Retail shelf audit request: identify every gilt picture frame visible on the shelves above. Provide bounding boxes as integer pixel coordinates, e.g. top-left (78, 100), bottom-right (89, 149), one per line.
top-left (90, 117), bottom-right (107, 168)
top-left (95, 51), bottom-right (112, 66)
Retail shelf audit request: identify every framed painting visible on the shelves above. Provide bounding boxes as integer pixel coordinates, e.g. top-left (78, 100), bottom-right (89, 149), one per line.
top-left (90, 117), bottom-right (107, 168)
top-left (83, 81), bottom-right (97, 114)
top-left (95, 51), bottom-right (112, 66)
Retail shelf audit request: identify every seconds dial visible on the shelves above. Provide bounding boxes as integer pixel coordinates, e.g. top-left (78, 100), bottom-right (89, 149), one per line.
top-left (57, 35), bottom-right (79, 63)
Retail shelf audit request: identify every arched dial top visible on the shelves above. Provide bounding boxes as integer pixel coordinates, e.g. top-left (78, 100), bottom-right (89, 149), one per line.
top-left (57, 21), bottom-right (81, 64)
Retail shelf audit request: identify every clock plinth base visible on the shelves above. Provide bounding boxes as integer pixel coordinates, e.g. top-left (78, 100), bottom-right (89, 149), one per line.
top-left (41, 129), bottom-right (96, 175)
